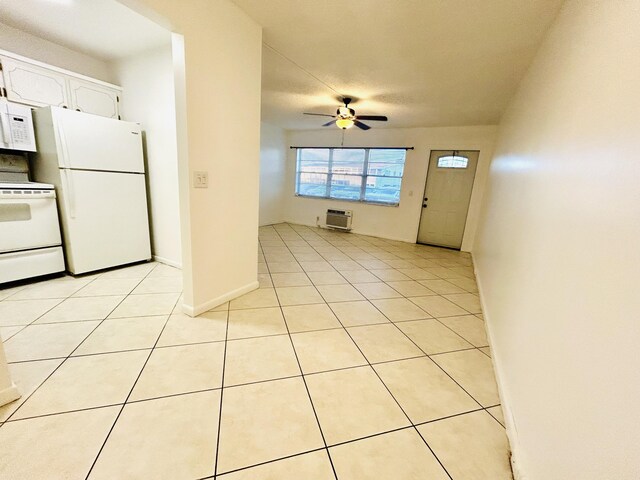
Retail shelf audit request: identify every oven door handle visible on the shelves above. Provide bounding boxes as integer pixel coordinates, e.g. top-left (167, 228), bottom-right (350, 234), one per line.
top-left (0, 112), bottom-right (10, 145)
top-left (61, 169), bottom-right (76, 219)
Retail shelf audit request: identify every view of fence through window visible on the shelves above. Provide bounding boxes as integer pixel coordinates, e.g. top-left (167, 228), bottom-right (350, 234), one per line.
top-left (295, 148), bottom-right (407, 205)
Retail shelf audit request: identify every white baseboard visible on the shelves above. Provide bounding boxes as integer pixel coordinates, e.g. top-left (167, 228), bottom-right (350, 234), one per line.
top-left (152, 255), bottom-right (182, 269)
top-left (285, 220), bottom-right (415, 244)
top-left (510, 448), bottom-right (529, 480)
top-left (0, 383), bottom-right (20, 407)
top-left (181, 280), bottom-right (259, 317)
top-left (471, 253), bottom-right (526, 480)
top-left (259, 219), bottom-right (285, 227)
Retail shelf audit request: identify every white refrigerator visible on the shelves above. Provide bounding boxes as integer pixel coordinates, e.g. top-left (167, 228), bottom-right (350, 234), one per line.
top-left (32, 107), bottom-right (151, 275)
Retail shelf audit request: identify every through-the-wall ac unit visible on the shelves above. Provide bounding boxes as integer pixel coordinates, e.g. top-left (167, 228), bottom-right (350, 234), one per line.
top-left (326, 209), bottom-right (353, 230)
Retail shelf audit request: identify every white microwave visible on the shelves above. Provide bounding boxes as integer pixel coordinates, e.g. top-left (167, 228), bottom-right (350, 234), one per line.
top-left (0, 99), bottom-right (36, 152)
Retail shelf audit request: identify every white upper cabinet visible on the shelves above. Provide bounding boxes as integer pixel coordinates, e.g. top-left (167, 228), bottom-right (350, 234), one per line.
top-left (68, 78), bottom-right (119, 119)
top-left (0, 51), bottom-right (122, 120)
top-left (1, 56), bottom-right (69, 108)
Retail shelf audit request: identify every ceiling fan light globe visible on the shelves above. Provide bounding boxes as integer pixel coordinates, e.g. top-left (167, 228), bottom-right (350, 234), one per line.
top-left (336, 118), bottom-right (355, 129)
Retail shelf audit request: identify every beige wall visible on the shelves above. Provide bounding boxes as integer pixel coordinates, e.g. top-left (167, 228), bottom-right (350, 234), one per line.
top-left (0, 22), bottom-right (114, 83)
top-left (113, 45), bottom-right (182, 268)
top-left (121, 0), bottom-right (262, 315)
top-left (284, 126), bottom-right (497, 249)
top-left (473, 1), bottom-right (640, 478)
top-left (259, 122), bottom-right (287, 226)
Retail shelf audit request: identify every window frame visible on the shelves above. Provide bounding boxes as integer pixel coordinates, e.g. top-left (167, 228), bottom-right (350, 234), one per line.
top-left (295, 147), bottom-right (406, 206)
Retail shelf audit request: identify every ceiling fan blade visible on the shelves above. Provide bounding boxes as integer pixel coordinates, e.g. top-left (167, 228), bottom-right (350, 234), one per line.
top-left (322, 119), bottom-right (336, 127)
top-left (355, 115), bottom-right (388, 121)
top-left (353, 120), bottom-right (371, 130)
top-left (303, 113), bottom-right (336, 117)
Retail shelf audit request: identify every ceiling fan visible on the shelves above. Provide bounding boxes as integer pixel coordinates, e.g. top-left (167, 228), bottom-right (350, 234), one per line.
top-left (303, 97), bottom-right (388, 130)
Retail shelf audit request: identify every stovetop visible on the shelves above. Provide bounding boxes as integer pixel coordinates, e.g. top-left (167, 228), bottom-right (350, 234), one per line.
top-left (0, 181), bottom-right (55, 190)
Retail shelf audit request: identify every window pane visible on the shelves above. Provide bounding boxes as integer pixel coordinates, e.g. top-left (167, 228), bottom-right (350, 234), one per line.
top-left (367, 149), bottom-right (406, 177)
top-left (332, 149), bottom-right (365, 174)
top-left (330, 174), bottom-right (362, 200)
top-left (364, 176), bottom-right (402, 204)
top-left (299, 148), bottom-right (330, 173)
top-left (298, 172), bottom-right (328, 197)
top-left (437, 155), bottom-right (468, 168)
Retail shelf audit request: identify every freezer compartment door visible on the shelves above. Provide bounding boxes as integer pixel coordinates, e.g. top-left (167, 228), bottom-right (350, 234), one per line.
top-left (58, 170), bottom-right (151, 274)
top-left (53, 107), bottom-right (144, 173)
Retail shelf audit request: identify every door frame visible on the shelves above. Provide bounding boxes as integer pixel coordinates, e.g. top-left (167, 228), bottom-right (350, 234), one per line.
top-left (415, 149), bottom-right (480, 249)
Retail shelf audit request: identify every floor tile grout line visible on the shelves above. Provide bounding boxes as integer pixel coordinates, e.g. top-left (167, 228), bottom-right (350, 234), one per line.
top-left (8, 315), bottom-right (463, 362)
top-left (361, 278), bottom-right (487, 411)
top-left (2, 402), bottom-right (126, 424)
top-left (201, 446), bottom-right (328, 479)
top-left (2, 377), bottom-right (503, 427)
top-left (6, 367), bottom-right (495, 424)
top-left (282, 225), bottom-right (482, 454)
top-left (265, 224), bottom-right (490, 478)
top-left (0, 324), bottom-right (26, 342)
top-left (267, 231), bottom-right (340, 480)
top-left (266, 226), bottom-right (476, 478)
top-left (262, 234), bottom-right (474, 275)
top-left (0, 265), bottom-right (180, 304)
top-left (485, 406), bottom-right (506, 427)
top-left (1, 272), bottom-right (100, 303)
top-left (84, 283), bottom-right (180, 479)
top-left (324, 309), bottom-right (455, 480)
top-left (0, 264), bottom-right (160, 425)
top-left (0, 270), bottom-right (170, 333)
top-left (4, 347), bottom-right (487, 424)
top-left (293, 232), bottom-right (489, 411)
top-left (2, 230), bottom-right (487, 475)
top-left (262, 228), bottom-right (488, 412)
top-left (201, 402), bottom-right (485, 479)
top-left (212, 297), bottom-right (231, 477)
top-left (0, 302), bottom-right (225, 328)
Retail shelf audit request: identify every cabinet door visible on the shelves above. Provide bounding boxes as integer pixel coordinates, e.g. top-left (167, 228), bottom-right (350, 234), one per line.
top-left (0, 56), bottom-right (69, 108)
top-left (68, 78), bottom-right (119, 119)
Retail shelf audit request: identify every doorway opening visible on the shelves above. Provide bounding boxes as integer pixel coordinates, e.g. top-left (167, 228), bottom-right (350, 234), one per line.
top-left (417, 150), bottom-right (479, 249)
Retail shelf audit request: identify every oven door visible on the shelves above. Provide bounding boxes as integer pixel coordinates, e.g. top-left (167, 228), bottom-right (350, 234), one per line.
top-left (0, 190), bottom-right (62, 253)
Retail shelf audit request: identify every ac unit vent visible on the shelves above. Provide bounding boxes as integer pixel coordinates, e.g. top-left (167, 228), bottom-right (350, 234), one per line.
top-left (326, 209), bottom-right (353, 230)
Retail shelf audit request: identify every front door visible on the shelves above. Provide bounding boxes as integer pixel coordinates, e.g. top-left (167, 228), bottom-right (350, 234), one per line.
top-left (417, 150), bottom-right (479, 249)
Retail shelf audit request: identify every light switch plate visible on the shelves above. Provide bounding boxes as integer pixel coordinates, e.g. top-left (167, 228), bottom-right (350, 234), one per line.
top-left (193, 171), bottom-right (209, 188)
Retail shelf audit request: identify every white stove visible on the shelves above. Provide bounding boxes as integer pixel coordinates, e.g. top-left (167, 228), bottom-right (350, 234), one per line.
top-left (0, 181), bottom-right (65, 284)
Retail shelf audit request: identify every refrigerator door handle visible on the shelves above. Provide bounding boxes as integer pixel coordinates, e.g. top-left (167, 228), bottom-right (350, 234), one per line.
top-left (62, 169), bottom-right (76, 219)
top-left (0, 112), bottom-right (10, 145)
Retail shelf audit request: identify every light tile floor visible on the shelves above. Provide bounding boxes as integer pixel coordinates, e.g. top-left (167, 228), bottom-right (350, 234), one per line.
top-left (0, 223), bottom-right (512, 479)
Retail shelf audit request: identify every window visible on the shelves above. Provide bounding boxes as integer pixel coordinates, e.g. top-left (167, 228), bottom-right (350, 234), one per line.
top-left (437, 154), bottom-right (469, 169)
top-left (295, 148), bottom-right (407, 205)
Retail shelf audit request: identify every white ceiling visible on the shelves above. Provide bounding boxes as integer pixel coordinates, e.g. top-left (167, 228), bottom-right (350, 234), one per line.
top-left (0, 0), bottom-right (170, 61)
top-left (233, 0), bottom-right (564, 129)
